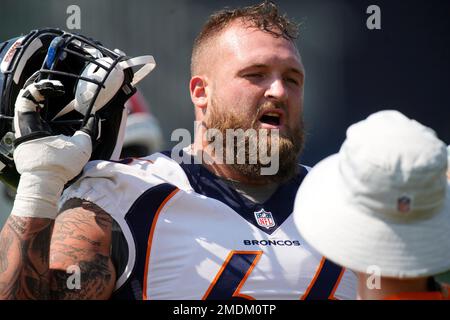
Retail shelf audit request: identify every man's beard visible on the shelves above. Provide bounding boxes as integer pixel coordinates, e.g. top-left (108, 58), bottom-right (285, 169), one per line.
top-left (204, 98), bottom-right (305, 184)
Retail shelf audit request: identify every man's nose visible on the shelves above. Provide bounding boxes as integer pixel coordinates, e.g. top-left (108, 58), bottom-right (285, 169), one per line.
top-left (264, 78), bottom-right (288, 102)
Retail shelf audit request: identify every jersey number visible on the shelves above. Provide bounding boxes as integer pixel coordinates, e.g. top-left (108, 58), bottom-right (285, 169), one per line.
top-left (202, 251), bottom-right (344, 300)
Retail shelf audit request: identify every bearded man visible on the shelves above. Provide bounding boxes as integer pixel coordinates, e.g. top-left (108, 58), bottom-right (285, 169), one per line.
top-left (0, 1), bottom-right (356, 299)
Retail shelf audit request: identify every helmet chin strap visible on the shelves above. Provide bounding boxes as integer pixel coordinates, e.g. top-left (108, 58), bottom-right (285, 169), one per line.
top-left (110, 108), bottom-right (128, 161)
top-left (51, 55), bottom-right (156, 121)
top-left (118, 55), bottom-right (156, 86)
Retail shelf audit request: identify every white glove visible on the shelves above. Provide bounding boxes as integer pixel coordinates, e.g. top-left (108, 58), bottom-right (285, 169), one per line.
top-left (11, 76), bottom-right (97, 219)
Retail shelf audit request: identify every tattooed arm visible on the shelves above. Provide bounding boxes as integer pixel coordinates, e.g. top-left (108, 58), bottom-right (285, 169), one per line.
top-left (49, 198), bottom-right (116, 299)
top-left (0, 216), bottom-right (53, 299)
top-left (0, 198), bottom-right (116, 300)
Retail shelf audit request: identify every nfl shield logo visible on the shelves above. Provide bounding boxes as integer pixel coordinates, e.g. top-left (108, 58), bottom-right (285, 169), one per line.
top-left (397, 196), bottom-right (411, 213)
top-left (254, 209), bottom-right (276, 229)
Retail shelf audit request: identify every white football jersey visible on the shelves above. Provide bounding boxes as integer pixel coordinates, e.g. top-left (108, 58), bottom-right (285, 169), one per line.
top-left (60, 151), bottom-right (356, 300)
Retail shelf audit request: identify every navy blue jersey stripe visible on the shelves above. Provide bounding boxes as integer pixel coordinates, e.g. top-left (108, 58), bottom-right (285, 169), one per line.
top-left (205, 252), bottom-right (259, 300)
top-left (111, 183), bottom-right (178, 300)
top-left (303, 259), bottom-right (344, 300)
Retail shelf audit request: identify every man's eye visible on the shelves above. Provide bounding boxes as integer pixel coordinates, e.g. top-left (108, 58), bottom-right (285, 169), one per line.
top-left (285, 77), bottom-right (299, 85)
top-left (244, 73), bottom-right (264, 79)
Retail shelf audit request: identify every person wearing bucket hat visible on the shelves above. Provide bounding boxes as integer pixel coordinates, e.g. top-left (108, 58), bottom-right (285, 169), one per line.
top-left (293, 110), bottom-right (450, 300)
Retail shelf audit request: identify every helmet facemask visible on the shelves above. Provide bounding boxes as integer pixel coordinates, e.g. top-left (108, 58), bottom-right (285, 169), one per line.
top-left (0, 28), bottom-right (155, 189)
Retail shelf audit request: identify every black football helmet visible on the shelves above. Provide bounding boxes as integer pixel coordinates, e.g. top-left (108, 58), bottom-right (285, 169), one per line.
top-left (0, 28), bottom-right (155, 189)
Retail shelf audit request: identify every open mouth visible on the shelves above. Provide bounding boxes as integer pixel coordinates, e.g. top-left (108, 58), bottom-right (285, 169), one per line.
top-left (259, 112), bottom-right (283, 127)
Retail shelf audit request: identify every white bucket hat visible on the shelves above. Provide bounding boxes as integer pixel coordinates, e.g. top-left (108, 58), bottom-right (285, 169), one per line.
top-left (294, 110), bottom-right (450, 278)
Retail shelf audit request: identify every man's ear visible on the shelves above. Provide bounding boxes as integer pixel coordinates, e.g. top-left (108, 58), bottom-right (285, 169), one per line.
top-left (190, 76), bottom-right (208, 110)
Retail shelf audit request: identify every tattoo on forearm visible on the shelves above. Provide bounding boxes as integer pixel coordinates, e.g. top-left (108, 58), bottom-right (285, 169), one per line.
top-left (0, 198), bottom-right (115, 300)
top-left (8, 216), bottom-right (27, 235)
top-left (0, 216), bottom-right (53, 299)
top-left (0, 235), bottom-right (13, 274)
